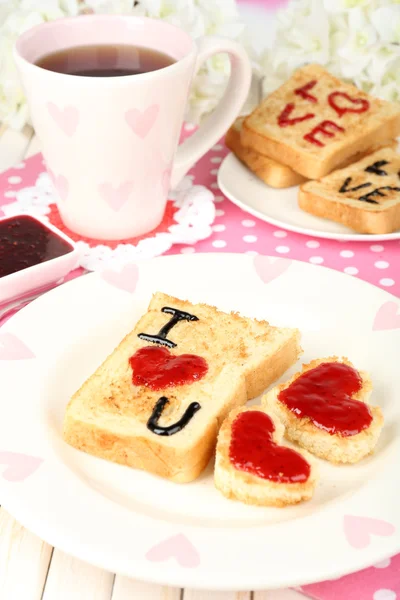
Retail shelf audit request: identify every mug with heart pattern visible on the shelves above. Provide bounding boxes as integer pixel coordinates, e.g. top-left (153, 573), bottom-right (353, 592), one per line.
top-left (14, 15), bottom-right (252, 240)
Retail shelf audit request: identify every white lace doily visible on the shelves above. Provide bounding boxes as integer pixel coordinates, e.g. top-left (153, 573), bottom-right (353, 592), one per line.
top-left (2, 172), bottom-right (216, 271)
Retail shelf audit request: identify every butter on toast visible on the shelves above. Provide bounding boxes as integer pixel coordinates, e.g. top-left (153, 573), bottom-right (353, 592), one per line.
top-left (263, 357), bottom-right (384, 464)
top-left (241, 64), bottom-right (400, 179)
top-left (214, 405), bottom-right (318, 506)
top-left (63, 293), bottom-right (301, 483)
top-left (226, 117), bottom-right (306, 188)
top-left (298, 147), bottom-right (400, 234)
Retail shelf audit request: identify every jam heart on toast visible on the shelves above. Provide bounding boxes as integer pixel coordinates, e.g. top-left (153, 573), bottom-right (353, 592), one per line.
top-left (130, 346), bottom-right (208, 390)
top-left (230, 410), bottom-right (311, 483)
top-left (278, 361), bottom-right (372, 436)
top-left (328, 92), bottom-right (370, 118)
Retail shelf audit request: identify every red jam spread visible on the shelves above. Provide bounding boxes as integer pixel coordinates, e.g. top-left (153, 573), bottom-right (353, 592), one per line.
top-left (129, 346), bottom-right (208, 390)
top-left (0, 215), bottom-right (73, 278)
top-left (294, 80), bottom-right (318, 103)
top-left (278, 103), bottom-right (315, 127)
top-left (229, 411), bottom-right (310, 483)
top-left (328, 92), bottom-right (370, 118)
top-left (278, 362), bottom-right (372, 436)
top-left (304, 120), bottom-right (345, 147)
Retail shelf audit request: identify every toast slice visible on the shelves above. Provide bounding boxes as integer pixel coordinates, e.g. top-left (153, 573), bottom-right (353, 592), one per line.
top-left (298, 147), bottom-right (400, 234)
top-left (241, 64), bottom-right (400, 179)
top-left (263, 357), bottom-right (384, 464)
top-left (215, 405), bottom-right (318, 506)
top-left (226, 117), bottom-right (306, 188)
top-left (63, 292), bottom-right (302, 483)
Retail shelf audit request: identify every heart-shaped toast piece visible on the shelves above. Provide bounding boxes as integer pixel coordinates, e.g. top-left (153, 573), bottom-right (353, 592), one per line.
top-left (130, 346), bottom-right (208, 390)
top-left (263, 357), bottom-right (384, 464)
top-left (214, 406), bottom-right (318, 506)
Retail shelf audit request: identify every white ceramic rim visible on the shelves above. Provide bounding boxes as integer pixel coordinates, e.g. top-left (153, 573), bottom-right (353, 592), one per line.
top-left (0, 254), bottom-right (399, 591)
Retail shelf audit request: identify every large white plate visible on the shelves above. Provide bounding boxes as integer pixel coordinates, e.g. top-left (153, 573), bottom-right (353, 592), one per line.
top-left (218, 153), bottom-right (400, 242)
top-left (0, 254), bottom-right (399, 591)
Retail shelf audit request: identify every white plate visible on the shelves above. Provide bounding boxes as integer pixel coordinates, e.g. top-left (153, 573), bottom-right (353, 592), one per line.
top-left (0, 253), bottom-right (399, 591)
top-left (218, 153), bottom-right (400, 242)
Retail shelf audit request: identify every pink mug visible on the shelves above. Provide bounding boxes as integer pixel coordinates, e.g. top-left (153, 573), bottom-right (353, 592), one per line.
top-left (14, 15), bottom-right (252, 240)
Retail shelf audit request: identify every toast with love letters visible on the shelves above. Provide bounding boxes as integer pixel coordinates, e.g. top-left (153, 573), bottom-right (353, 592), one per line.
top-left (241, 64), bottom-right (400, 179)
top-left (214, 405), bottom-right (318, 506)
top-left (262, 357), bottom-right (384, 464)
top-left (226, 117), bottom-right (395, 190)
top-left (63, 292), bottom-right (301, 482)
top-left (225, 117), bottom-right (306, 188)
top-left (298, 147), bottom-right (400, 234)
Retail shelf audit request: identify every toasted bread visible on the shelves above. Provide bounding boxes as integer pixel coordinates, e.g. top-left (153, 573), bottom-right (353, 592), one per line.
top-left (225, 117), bottom-right (306, 188)
top-left (298, 147), bottom-right (400, 234)
top-left (241, 64), bottom-right (400, 179)
top-left (214, 405), bottom-right (318, 506)
top-left (263, 357), bottom-right (384, 464)
top-left (63, 293), bottom-right (302, 483)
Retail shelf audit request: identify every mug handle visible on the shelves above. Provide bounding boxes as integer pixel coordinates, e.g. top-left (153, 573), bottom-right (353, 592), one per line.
top-left (170, 36), bottom-right (252, 189)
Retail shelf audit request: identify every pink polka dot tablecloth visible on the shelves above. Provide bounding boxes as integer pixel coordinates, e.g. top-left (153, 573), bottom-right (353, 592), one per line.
top-left (0, 133), bottom-right (400, 600)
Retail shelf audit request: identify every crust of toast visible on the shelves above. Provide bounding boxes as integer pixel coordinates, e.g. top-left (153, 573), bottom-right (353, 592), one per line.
top-left (262, 357), bottom-right (384, 464)
top-left (225, 118), bottom-right (306, 188)
top-left (214, 405), bottom-right (318, 506)
top-left (63, 293), bottom-right (302, 483)
top-left (298, 147), bottom-right (400, 234)
top-left (241, 64), bottom-right (400, 179)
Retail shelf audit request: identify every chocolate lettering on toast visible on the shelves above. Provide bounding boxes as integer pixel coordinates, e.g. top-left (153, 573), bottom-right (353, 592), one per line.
top-left (278, 103), bottom-right (315, 127)
top-left (339, 177), bottom-right (372, 194)
top-left (294, 80), bottom-right (318, 103)
top-left (358, 186), bottom-right (400, 204)
top-left (138, 306), bottom-right (199, 348)
top-left (365, 160), bottom-right (389, 176)
top-left (304, 121), bottom-right (345, 147)
top-left (147, 396), bottom-right (201, 436)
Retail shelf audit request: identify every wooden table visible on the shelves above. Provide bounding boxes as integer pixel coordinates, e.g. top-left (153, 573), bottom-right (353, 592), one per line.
top-left (0, 126), bottom-right (307, 600)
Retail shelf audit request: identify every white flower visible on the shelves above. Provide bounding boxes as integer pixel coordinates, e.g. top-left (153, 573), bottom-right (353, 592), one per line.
top-left (259, 0), bottom-right (400, 109)
top-left (323, 0), bottom-right (373, 13)
top-left (0, 0), bottom-right (253, 130)
top-left (336, 8), bottom-right (378, 77)
top-left (371, 6), bottom-right (400, 43)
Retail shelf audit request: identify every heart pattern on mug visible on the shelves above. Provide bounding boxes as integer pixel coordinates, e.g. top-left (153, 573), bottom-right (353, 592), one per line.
top-left (0, 451), bottom-right (43, 482)
top-left (161, 165), bottom-right (173, 196)
top-left (98, 181), bottom-right (134, 212)
top-left (344, 515), bottom-right (395, 549)
top-left (254, 255), bottom-right (292, 284)
top-left (328, 92), bottom-right (370, 118)
top-left (101, 263), bottom-right (139, 293)
top-left (48, 170), bottom-right (69, 201)
top-left (0, 333), bottom-right (35, 361)
top-left (47, 102), bottom-right (79, 136)
top-left (146, 534), bottom-right (201, 568)
top-left (125, 104), bottom-right (160, 139)
top-left (373, 301), bottom-right (400, 331)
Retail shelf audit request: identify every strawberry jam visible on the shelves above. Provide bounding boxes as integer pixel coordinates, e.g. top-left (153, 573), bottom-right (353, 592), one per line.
top-left (0, 215), bottom-right (73, 278)
top-left (278, 362), bottom-right (372, 436)
top-left (130, 346), bottom-right (208, 390)
top-left (229, 411), bottom-right (310, 483)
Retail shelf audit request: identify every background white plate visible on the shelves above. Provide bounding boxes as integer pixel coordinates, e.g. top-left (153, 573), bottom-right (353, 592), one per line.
top-left (218, 153), bottom-right (400, 242)
top-left (0, 254), bottom-right (399, 591)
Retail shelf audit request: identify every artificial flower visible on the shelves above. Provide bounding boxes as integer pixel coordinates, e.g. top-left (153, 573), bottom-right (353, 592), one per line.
top-left (261, 0), bottom-right (400, 106)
